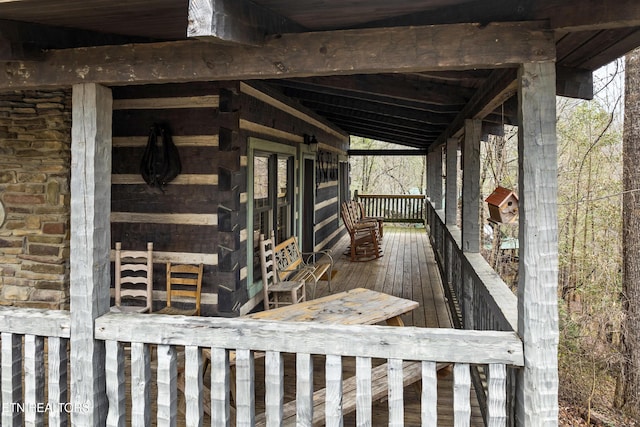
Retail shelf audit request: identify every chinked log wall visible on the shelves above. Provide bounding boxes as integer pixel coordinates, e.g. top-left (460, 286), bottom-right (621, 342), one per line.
top-left (0, 90), bottom-right (72, 310)
top-left (111, 82), bottom-right (243, 315)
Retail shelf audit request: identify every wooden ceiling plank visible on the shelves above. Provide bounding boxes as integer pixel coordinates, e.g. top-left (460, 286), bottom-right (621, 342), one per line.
top-left (0, 21), bottom-right (555, 89)
top-left (535, 0), bottom-right (640, 32)
top-left (188, 0), bottom-right (306, 46)
top-left (275, 81), bottom-right (464, 114)
top-left (287, 74), bottom-right (475, 106)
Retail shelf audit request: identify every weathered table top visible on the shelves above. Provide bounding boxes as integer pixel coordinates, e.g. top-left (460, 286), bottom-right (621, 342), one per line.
top-left (246, 287), bottom-right (418, 326)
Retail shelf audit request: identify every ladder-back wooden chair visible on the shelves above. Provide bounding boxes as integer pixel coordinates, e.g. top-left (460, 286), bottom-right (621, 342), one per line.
top-left (259, 233), bottom-right (306, 310)
top-left (157, 263), bottom-right (203, 316)
top-left (112, 242), bottom-right (154, 313)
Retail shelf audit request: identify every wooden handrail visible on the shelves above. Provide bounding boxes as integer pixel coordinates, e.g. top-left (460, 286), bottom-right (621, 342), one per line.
top-left (354, 193), bottom-right (426, 224)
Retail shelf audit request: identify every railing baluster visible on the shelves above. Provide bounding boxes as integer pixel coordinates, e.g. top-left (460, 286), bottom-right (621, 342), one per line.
top-left (130, 342), bottom-right (151, 427)
top-left (355, 356), bottom-right (372, 427)
top-left (325, 354), bottom-right (343, 427)
top-left (264, 350), bottom-right (283, 427)
top-left (387, 358), bottom-right (404, 427)
top-left (210, 347), bottom-right (230, 427)
top-left (48, 336), bottom-right (69, 427)
top-left (2, 332), bottom-right (23, 427)
top-left (105, 340), bottom-right (125, 427)
top-left (296, 353), bottom-right (314, 427)
top-left (156, 344), bottom-right (177, 427)
top-left (421, 361), bottom-right (438, 425)
top-left (24, 334), bottom-right (45, 426)
top-left (453, 363), bottom-right (471, 427)
top-left (487, 363), bottom-right (507, 427)
top-left (235, 348), bottom-right (255, 427)
top-left (184, 345), bottom-right (204, 426)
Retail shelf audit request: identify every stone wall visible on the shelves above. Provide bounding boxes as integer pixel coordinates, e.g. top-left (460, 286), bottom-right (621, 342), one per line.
top-left (0, 90), bottom-right (72, 310)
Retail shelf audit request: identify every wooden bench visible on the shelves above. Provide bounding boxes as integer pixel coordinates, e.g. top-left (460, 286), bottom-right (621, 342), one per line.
top-left (271, 232), bottom-right (334, 299)
top-left (254, 360), bottom-right (451, 426)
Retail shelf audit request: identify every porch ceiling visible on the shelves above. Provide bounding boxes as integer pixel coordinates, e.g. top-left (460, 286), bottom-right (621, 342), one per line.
top-left (1, 0), bottom-right (639, 150)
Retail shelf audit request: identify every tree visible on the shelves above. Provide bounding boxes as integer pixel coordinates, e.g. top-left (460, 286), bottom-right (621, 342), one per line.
top-left (619, 47), bottom-right (640, 416)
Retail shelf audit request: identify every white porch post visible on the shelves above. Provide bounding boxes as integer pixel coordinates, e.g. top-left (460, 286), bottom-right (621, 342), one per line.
top-left (516, 62), bottom-right (559, 425)
top-left (445, 137), bottom-right (458, 226)
top-left (70, 83), bottom-right (112, 425)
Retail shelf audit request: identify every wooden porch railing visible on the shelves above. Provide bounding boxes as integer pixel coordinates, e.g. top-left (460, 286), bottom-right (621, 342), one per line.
top-left (354, 193), bottom-right (426, 224)
top-left (0, 305), bottom-right (523, 426)
top-left (425, 201), bottom-right (520, 424)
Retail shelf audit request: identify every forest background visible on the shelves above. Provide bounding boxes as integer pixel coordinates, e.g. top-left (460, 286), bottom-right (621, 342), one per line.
top-left (349, 59), bottom-right (637, 426)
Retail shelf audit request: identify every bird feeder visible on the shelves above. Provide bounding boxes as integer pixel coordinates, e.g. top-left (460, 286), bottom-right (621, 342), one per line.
top-left (485, 186), bottom-right (519, 223)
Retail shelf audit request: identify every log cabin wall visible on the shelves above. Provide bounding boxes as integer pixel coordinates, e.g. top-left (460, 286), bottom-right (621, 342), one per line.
top-left (111, 82), bottom-right (237, 315)
top-left (111, 81), bottom-right (348, 315)
top-left (237, 83), bottom-right (349, 313)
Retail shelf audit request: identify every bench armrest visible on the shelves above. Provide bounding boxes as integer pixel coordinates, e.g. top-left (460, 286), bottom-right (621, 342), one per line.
top-left (302, 250), bottom-right (334, 267)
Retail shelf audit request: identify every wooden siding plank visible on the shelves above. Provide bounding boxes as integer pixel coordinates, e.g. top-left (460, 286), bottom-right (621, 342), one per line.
top-left (112, 95), bottom-right (219, 110)
top-left (264, 351), bottom-right (284, 427)
top-left (111, 174), bottom-right (218, 185)
top-left (184, 346), bottom-right (204, 425)
top-left (110, 212), bottom-right (217, 226)
top-left (156, 345), bottom-right (178, 427)
top-left (105, 340), bottom-right (126, 427)
top-left (130, 342), bottom-right (151, 427)
top-left (325, 354), bottom-right (343, 427)
top-left (1, 332), bottom-right (22, 427)
top-left (47, 337), bottom-right (69, 427)
top-left (210, 348), bottom-right (231, 427)
top-left (296, 353), bottom-right (314, 426)
top-left (112, 135), bottom-right (219, 147)
top-left (24, 335), bottom-right (45, 427)
top-left (0, 22), bottom-right (555, 89)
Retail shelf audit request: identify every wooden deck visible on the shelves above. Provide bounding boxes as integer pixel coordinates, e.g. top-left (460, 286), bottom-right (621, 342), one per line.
top-left (135, 226), bottom-right (484, 426)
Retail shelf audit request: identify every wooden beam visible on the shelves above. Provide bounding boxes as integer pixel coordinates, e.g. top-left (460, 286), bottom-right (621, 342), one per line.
top-left (436, 68), bottom-right (519, 145)
top-left (347, 149), bottom-right (427, 156)
top-left (0, 21), bottom-right (555, 90)
top-left (516, 61), bottom-right (559, 425)
top-left (0, 19), bottom-right (152, 61)
top-left (445, 138), bottom-right (458, 226)
top-left (556, 66), bottom-right (593, 100)
top-left (187, 0), bottom-right (306, 46)
top-left (461, 119), bottom-right (481, 254)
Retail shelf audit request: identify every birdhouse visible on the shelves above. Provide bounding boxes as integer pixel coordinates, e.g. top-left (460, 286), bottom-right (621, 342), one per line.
top-left (485, 186), bottom-right (519, 224)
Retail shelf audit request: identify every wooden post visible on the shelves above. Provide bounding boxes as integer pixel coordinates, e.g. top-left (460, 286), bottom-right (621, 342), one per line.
top-left (516, 61), bottom-right (559, 425)
top-left (445, 138), bottom-right (458, 226)
top-left (70, 83), bottom-right (112, 425)
top-left (462, 119), bottom-right (481, 253)
top-left (428, 147), bottom-right (443, 210)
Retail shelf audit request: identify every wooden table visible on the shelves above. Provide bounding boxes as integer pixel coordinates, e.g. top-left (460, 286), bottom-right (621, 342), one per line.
top-left (246, 287), bottom-right (419, 326)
